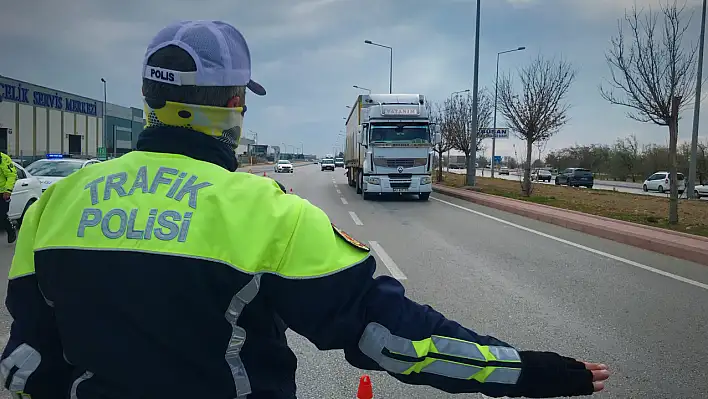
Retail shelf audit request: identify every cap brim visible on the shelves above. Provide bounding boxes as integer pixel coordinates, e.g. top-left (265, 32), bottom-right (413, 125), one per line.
top-left (247, 80), bottom-right (266, 96)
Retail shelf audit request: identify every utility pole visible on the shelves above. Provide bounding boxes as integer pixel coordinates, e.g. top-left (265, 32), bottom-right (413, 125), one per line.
top-left (466, 0), bottom-right (481, 186)
top-left (100, 78), bottom-right (107, 157)
top-left (689, 0), bottom-right (707, 199)
top-left (491, 46), bottom-right (525, 178)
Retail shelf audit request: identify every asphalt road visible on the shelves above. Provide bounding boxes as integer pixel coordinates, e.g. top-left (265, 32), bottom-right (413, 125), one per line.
top-left (1, 163), bottom-right (708, 398)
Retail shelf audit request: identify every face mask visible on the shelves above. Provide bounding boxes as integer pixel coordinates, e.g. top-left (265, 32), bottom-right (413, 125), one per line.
top-left (144, 99), bottom-right (246, 148)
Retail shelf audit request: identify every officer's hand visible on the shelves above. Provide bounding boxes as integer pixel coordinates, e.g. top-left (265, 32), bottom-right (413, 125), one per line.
top-left (512, 351), bottom-right (610, 397)
top-left (584, 361), bottom-right (610, 392)
top-left (2, 192), bottom-right (10, 201)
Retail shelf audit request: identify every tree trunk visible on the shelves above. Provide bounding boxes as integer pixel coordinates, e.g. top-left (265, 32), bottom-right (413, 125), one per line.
top-left (436, 149), bottom-right (443, 182)
top-left (668, 97), bottom-right (680, 224)
top-left (523, 139), bottom-right (533, 196)
top-left (668, 121), bottom-right (679, 224)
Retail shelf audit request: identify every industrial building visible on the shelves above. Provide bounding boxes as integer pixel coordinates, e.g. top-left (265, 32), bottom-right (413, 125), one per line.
top-left (0, 75), bottom-right (144, 163)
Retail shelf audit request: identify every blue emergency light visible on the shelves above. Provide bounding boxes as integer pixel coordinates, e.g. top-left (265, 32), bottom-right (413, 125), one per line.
top-left (46, 153), bottom-right (63, 159)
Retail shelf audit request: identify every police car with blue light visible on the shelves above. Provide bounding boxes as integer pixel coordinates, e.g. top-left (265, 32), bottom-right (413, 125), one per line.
top-left (26, 154), bottom-right (101, 192)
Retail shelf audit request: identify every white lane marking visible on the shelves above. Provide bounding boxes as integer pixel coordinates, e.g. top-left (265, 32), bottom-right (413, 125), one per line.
top-left (334, 184), bottom-right (338, 188)
top-left (341, 197), bottom-right (349, 205)
top-left (369, 241), bottom-right (407, 280)
top-left (349, 211), bottom-right (363, 226)
top-left (431, 197), bottom-right (708, 291)
top-left (336, 189), bottom-right (342, 194)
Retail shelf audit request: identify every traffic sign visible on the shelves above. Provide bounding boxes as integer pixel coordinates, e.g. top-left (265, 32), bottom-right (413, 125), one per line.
top-left (493, 155), bottom-right (502, 163)
top-left (97, 147), bottom-right (107, 160)
top-left (479, 128), bottom-right (509, 139)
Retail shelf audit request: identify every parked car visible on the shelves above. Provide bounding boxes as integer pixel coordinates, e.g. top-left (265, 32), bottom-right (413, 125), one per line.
top-left (532, 169), bottom-right (552, 182)
top-left (25, 155), bottom-right (101, 192)
top-left (694, 184), bottom-right (707, 198)
top-left (334, 157), bottom-right (345, 168)
top-left (499, 167), bottom-right (510, 175)
top-left (642, 172), bottom-right (685, 194)
top-left (555, 168), bottom-right (594, 188)
top-left (274, 159), bottom-right (294, 173)
top-left (9, 162), bottom-right (43, 227)
top-left (321, 158), bottom-right (335, 171)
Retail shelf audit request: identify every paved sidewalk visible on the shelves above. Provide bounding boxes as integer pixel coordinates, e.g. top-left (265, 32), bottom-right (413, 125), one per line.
top-left (433, 184), bottom-right (708, 266)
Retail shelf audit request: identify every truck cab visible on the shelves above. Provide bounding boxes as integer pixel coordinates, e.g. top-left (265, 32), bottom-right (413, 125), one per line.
top-left (346, 94), bottom-right (440, 201)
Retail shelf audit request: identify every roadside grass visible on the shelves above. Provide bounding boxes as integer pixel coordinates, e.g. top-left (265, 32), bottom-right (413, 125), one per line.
top-left (440, 173), bottom-right (708, 238)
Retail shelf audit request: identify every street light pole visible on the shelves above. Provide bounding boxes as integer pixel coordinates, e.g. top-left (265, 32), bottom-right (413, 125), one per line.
top-left (100, 78), bottom-right (107, 158)
top-left (466, 0), bottom-right (481, 186)
top-left (353, 85), bottom-right (371, 94)
top-left (364, 40), bottom-right (393, 93)
top-left (491, 46), bottom-right (525, 178)
top-left (689, 0), bottom-right (707, 199)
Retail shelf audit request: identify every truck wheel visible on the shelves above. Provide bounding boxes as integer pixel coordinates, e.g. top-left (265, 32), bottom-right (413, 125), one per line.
top-left (419, 193), bottom-right (430, 201)
top-left (348, 169), bottom-right (355, 187)
top-left (356, 172), bottom-right (363, 194)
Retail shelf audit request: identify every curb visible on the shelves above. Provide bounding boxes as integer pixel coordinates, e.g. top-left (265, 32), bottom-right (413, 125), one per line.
top-left (433, 184), bottom-right (708, 266)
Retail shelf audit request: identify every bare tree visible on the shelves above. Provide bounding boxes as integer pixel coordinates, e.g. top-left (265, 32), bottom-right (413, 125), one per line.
top-left (600, 1), bottom-right (698, 223)
top-left (429, 103), bottom-right (453, 182)
top-left (612, 134), bottom-right (641, 181)
top-left (498, 55), bottom-right (576, 196)
top-left (535, 139), bottom-right (549, 167)
top-left (448, 90), bottom-right (493, 169)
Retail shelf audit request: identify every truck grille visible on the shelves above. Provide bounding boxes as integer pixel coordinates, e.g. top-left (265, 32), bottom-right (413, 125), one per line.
top-left (385, 159), bottom-right (413, 168)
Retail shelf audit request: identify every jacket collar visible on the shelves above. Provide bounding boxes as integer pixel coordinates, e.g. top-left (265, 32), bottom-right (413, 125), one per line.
top-left (136, 126), bottom-right (238, 171)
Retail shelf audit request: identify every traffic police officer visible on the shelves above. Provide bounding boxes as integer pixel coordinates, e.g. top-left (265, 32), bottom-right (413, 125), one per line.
top-left (1, 21), bottom-right (609, 398)
top-left (0, 151), bottom-right (17, 244)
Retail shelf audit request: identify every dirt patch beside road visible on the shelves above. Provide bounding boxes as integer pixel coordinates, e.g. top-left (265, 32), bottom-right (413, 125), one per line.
top-left (441, 173), bottom-right (708, 237)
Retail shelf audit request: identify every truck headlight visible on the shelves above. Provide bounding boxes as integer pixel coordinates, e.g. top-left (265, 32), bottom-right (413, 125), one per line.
top-left (420, 176), bottom-right (432, 185)
top-left (366, 177), bottom-right (380, 185)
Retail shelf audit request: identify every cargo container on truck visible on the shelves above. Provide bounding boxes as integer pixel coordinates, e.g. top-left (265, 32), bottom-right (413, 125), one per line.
top-left (344, 94), bottom-right (439, 200)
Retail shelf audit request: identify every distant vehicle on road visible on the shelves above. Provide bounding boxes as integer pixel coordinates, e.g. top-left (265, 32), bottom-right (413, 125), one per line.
top-left (499, 167), bottom-right (510, 175)
top-left (695, 184), bottom-right (707, 198)
top-left (555, 168), bottom-right (594, 188)
top-left (26, 155), bottom-right (101, 192)
top-left (642, 171), bottom-right (685, 194)
top-left (321, 158), bottom-right (335, 171)
top-left (532, 169), bottom-right (552, 182)
top-left (334, 157), bottom-right (344, 168)
top-left (9, 162), bottom-right (42, 227)
top-left (274, 159), bottom-right (293, 173)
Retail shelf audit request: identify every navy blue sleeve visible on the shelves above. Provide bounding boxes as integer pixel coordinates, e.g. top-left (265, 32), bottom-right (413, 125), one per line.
top-left (1, 275), bottom-right (73, 398)
top-left (264, 254), bottom-right (525, 397)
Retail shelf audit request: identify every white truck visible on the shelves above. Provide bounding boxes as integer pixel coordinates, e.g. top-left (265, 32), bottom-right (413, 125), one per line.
top-left (344, 94), bottom-right (439, 200)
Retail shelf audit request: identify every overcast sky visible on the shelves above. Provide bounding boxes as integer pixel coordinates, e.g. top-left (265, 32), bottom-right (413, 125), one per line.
top-left (1, 0), bottom-right (706, 158)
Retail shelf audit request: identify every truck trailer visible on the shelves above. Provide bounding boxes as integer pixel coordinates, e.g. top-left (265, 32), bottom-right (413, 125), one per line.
top-left (344, 94), bottom-right (438, 200)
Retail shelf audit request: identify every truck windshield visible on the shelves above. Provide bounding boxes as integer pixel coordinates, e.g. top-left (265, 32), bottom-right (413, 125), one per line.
top-left (370, 123), bottom-right (429, 143)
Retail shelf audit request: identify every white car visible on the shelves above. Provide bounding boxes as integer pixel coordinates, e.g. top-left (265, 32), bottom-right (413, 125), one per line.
top-left (694, 184), bottom-right (708, 199)
top-left (642, 171), bottom-right (685, 194)
top-left (25, 157), bottom-right (101, 191)
top-left (274, 160), bottom-right (293, 173)
top-left (9, 162), bottom-right (43, 227)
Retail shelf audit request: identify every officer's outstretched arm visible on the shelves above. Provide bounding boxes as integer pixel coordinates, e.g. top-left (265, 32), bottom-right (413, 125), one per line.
top-left (1, 190), bottom-right (72, 398)
top-left (263, 200), bottom-right (596, 398)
